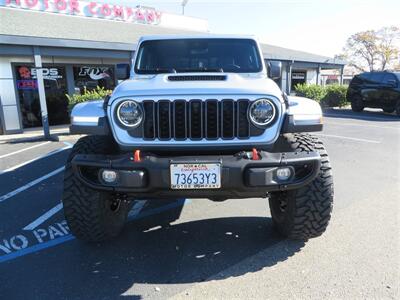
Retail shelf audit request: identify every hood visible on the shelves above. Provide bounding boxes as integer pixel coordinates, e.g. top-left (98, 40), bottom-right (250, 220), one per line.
top-left (111, 73), bottom-right (283, 101)
top-left (287, 95), bottom-right (323, 121)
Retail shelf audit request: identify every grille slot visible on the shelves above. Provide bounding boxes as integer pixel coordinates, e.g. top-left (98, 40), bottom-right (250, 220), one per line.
top-left (158, 101), bottom-right (171, 140)
top-left (205, 100), bottom-right (219, 139)
top-left (237, 99), bottom-right (250, 138)
top-left (139, 99), bottom-right (252, 140)
top-left (189, 100), bottom-right (203, 139)
top-left (173, 100), bottom-right (187, 139)
top-left (221, 99), bottom-right (234, 139)
top-left (143, 101), bottom-right (155, 139)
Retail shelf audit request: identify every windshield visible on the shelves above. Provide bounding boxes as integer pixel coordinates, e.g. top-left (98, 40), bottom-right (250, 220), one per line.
top-left (134, 38), bottom-right (263, 74)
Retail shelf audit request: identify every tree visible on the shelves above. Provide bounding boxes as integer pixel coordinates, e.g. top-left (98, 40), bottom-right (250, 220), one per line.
top-left (377, 26), bottom-right (400, 70)
top-left (340, 26), bottom-right (399, 72)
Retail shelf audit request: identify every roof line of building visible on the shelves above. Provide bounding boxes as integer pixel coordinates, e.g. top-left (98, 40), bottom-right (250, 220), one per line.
top-left (0, 34), bottom-right (136, 51)
top-left (0, 34), bottom-right (346, 66)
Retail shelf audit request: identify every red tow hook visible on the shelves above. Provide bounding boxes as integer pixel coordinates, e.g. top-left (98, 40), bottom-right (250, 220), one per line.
top-left (252, 148), bottom-right (260, 160)
top-left (134, 150), bottom-right (141, 162)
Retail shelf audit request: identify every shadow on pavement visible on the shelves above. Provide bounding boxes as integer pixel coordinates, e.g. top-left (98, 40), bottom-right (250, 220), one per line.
top-left (1, 217), bottom-right (305, 299)
top-left (324, 108), bottom-right (400, 122)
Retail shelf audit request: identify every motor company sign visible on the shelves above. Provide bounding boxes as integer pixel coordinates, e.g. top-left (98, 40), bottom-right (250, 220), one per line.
top-left (2, 0), bottom-right (162, 25)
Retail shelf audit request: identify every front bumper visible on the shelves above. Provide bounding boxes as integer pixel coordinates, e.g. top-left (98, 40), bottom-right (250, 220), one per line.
top-left (71, 150), bottom-right (320, 199)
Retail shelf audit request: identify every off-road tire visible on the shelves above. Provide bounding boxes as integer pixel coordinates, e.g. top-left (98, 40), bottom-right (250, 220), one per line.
top-left (62, 135), bottom-right (132, 242)
top-left (351, 95), bottom-right (364, 112)
top-left (268, 133), bottom-right (333, 240)
top-left (383, 107), bottom-right (395, 113)
top-left (396, 101), bottom-right (400, 117)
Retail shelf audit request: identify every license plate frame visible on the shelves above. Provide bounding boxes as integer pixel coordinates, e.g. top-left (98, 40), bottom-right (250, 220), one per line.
top-left (170, 162), bottom-right (221, 190)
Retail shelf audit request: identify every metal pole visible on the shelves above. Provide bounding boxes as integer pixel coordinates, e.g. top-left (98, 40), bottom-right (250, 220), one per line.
top-left (181, 0), bottom-right (189, 15)
top-left (316, 65), bottom-right (321, 86)
top-left (286, 62), bottom-right (292, 94)
top-left (340, 66), bottom-right (344, 85)
top-left (33, 46), bottom-right (51, 139)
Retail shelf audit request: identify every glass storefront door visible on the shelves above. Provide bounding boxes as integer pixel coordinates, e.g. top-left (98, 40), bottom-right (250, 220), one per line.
top-left (291, 71), bottom-right (307, 91)
top-left (15, 65), bottom-right (69, 128)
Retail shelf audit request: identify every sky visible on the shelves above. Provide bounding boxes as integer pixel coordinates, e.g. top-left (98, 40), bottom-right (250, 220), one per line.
top-left (93, 0), bottom-right (399, 58)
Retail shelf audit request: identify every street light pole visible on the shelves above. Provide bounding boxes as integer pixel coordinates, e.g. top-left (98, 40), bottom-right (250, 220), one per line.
top-left (181, 0), bottom-right (189, 15)
top-left (33, 46), bottom-right (50, 140)
top-left (33, 46), bottom-right (58, 141)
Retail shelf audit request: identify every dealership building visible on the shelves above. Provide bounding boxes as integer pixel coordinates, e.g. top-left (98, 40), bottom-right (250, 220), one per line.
top-left (0, 0), bottom-right (346, 135)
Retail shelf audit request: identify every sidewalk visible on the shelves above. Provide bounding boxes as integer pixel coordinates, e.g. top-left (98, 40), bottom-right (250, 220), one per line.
top-left (0, 125), bottom-right (83, 143)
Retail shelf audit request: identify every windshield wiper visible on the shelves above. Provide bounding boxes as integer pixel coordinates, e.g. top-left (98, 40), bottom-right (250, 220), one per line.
top-left (176, 68), bottom-right (224, 73)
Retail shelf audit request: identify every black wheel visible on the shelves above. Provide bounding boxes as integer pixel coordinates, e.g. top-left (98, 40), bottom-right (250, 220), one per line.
top-left (396, 101), bottom-right (400, 117)
top-left (62, 136), bottom-right (132, 242)
top-left (383, 107), bottom-right (395, 113)
top-left (132, 199), bottom-right (185, 231)
top-left (268, 133), bottom-right (334, 240)
top-left (351, 95), bottom-right (364, 112)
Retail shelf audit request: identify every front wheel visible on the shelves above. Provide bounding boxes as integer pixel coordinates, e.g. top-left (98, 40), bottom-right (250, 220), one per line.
top-left (383, 107), bottom-right (395, 113)
top-left (396, 101), bottom-right (400, 117)
top-left (62, 136), bottom-right (132, 242)
top-left (268, 134), bottom-right (334, 240)
top-left (351, 95), bottom-right (364, 112)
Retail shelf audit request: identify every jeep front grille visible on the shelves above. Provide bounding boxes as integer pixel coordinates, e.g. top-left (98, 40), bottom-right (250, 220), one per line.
top-left (136, 99), bottom-right (256, 140)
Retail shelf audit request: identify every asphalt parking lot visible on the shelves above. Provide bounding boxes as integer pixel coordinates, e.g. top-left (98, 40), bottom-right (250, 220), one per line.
top-left (0, 109), bottom-right (399, 300)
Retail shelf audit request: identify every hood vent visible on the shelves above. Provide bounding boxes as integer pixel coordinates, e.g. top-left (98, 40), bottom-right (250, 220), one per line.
top-left (168, 75), bottom-right (227, 82)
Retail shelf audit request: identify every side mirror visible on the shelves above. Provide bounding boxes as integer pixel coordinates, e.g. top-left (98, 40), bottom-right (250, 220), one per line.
top-left (267, 61), bottom-right (282, 80)
top-left (116, 63), bottom-right (130, 80)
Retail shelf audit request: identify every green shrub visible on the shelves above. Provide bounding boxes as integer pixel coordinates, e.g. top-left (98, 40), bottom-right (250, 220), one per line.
top-left (294, 83), bottom-right (349, 107)
top-left (294, 84), bottom-right (326, 102)
top-left (321, 84), bottom-right (348, 107)
top-left (66, 86), bottom-right (112, 111)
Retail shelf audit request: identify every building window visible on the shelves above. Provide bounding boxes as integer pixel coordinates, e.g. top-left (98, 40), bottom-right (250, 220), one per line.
top-left (15, 65), bottom-right (69, 128)
top-left (291, 71), bottom-right (307, 91)
top-left (73, 65), bottom-right (115, 93)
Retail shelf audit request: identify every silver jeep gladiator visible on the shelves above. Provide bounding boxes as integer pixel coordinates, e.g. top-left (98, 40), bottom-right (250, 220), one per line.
top-left (64, 35), bottom-right (333, 242)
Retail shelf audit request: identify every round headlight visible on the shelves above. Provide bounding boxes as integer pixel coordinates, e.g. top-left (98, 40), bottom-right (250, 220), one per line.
top-left (249, 99), bottom-right (276, 127)
top-left (116, 100), bottom-right (143, 128)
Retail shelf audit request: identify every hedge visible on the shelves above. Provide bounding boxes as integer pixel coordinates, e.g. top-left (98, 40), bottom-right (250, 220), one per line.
top-left (66, 86), bottom-right (112, 111)
top-left (294, 83), bottom-right (349, 107)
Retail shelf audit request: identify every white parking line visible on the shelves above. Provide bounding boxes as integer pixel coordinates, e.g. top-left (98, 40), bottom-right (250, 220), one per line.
top-left (315, 133), bottom-right (381, 144)
top-left (0, 144), bottom-right (72, 174)
top-left (23, 203), bottom-right (64, 231)
top-left (0, 166), bottom-right (65, 203)
top-left (0, 141), bottom-right (51, 159)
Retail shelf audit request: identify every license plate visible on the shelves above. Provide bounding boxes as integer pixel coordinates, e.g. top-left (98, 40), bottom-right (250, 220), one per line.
top-left (170, 163), bottom-right (221, 189)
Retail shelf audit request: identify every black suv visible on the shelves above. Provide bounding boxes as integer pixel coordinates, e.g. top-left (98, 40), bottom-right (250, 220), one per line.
top-left (347, 71), bottom-right (400, 116)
